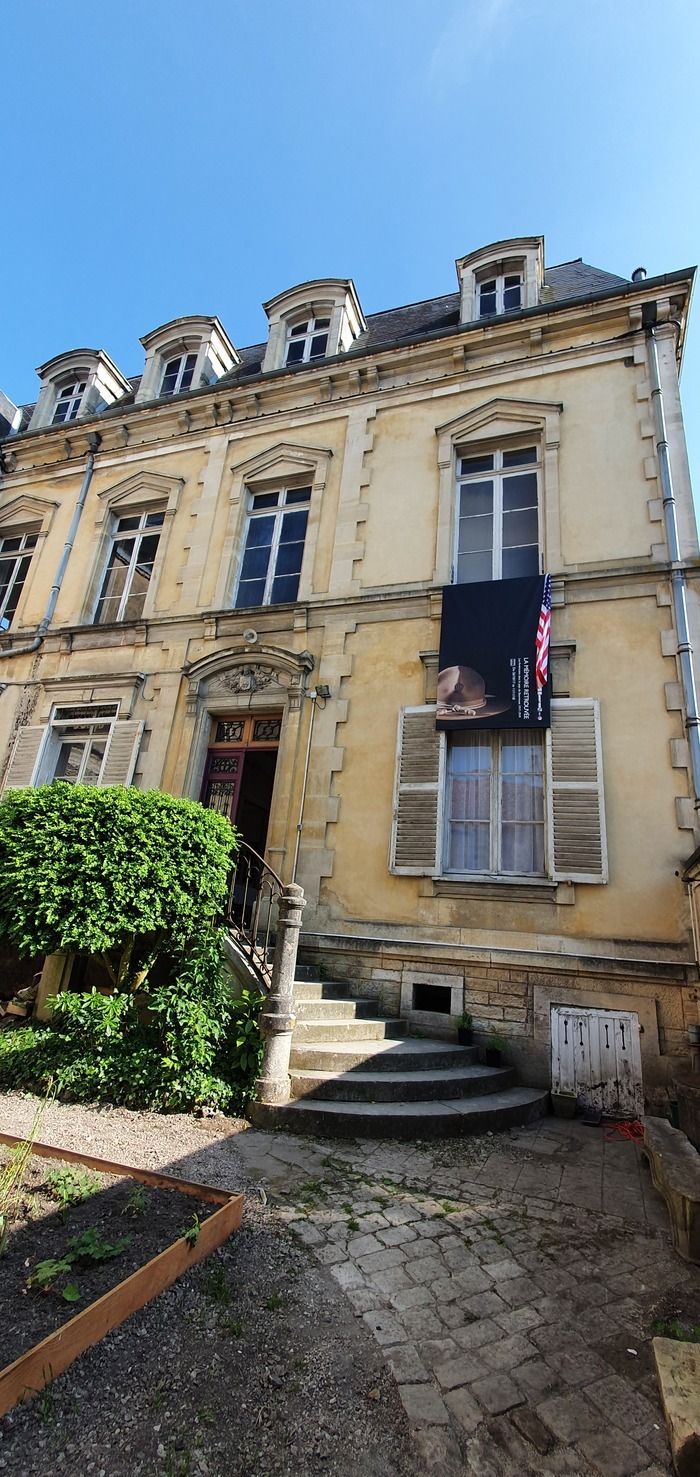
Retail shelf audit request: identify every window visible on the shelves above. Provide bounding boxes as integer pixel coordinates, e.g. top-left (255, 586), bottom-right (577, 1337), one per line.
top-left (455, 444), bottom-right (539, 583)
top-left (94, 510), bottom-right (165, 624)
top-left (235, 486), bottom-right (310, 608)
top-left (0, 532), bottom-right (38, 630)
top-left (52, 380), bottom-right (87, 424)
top-left (160, 353), bottom-right (198, 397)
top-left (477, 270), bottom-right (522, 317)
top-left (446, 731), bottom-right (545, 876)
top-left (49, 703), bottom-right (119, 784)
top-left (284, 318), bottom-right (330, 366)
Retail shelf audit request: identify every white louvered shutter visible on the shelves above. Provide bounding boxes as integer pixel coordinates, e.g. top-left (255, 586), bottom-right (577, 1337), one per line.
top-left (1, 726), bottom-right (48, 792)
top-left (389, 706), bottom-right (445, 875)
top-left (547, 699), bottom-right (608, 883)
top-left (99, 720), bottom-right (144, 787)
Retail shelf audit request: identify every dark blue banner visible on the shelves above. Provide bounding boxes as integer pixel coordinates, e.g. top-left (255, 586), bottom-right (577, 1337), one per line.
top-left (436, 575), bottom-right (551, 731)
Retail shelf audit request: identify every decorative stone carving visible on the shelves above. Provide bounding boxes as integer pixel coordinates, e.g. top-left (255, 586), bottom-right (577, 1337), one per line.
top-left (211, 665), bottom-right (281, 695)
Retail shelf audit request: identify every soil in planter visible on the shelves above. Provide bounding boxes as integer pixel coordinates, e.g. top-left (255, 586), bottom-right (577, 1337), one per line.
top-left (0, 1150), bottom-right (213, 1370)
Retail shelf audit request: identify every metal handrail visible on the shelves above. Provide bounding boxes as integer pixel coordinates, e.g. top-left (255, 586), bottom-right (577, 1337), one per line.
top-left (222, 841), bottom-right (284, 989)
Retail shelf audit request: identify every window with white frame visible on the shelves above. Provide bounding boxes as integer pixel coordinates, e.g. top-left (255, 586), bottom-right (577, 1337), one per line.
top-left (284, 317), bottom-right (331, 366)
top-left (455, 444), bottom-right (539, 583)
top-left (235, 486), bottom-right (310, 608)
top-left (52, 379), bottom-right (87, 424)
top-left (445, 730), bottom-right (545, 876)
top-left (94, 510), bottom-right (165, 624)
top-left (477, 269), bottom-right (523, 318)
top-left (0, 531), bottom-right (38, 631)
top-left (48, 703), bottom-right (119, 784)
top-left (160, 353), bottom-right (198, 397)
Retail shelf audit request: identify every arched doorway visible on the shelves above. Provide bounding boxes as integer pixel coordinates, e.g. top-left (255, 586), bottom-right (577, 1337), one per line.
top-left (200, 712), bottom-right (281, 856)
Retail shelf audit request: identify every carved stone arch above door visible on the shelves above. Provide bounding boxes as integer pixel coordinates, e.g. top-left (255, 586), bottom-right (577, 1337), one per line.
top-left (185, 642), bottom-right (315, 715)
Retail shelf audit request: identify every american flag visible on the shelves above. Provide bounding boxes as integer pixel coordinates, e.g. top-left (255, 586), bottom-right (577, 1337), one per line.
top-left (535, 574), bottom-right (552, 689)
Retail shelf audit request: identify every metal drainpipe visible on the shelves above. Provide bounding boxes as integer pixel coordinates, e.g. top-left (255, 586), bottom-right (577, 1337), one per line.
top-left (646, 327), bottom-right (700, 809)
top-left (291, 689), bottom-right (320, 884)
top-left (0, 445), bottom-right (97, 662)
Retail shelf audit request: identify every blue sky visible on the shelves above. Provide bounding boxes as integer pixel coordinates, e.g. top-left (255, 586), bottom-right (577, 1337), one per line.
top-left (2, 0), bottom-right (699, 480)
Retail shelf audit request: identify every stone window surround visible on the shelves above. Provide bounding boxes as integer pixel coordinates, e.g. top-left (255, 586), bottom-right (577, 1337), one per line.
top-left (0, 494), bottom-right (59, 633)
top-left (136, 316), bottom-right (239, 405)
top-left (433, 396), bottom-right (563, 587)
top-left (29, 350), bottom-right (131, 432)
top-left (261, 279), bottom-right (366, 375)
top-left (211, 440), bottom-right (333, 613)
top-left (455, 237), bottom-right (544, 324)
top-left (79, 470), bottom-right (184, 626)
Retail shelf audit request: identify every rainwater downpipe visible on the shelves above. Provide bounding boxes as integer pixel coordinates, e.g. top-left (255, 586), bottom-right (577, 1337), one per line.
top-left (0, 443), bottom-right (98, 662)
top-left (646, 327), bottom-right (700, 810)
top-left (291, 684), bottom-right (331, 884)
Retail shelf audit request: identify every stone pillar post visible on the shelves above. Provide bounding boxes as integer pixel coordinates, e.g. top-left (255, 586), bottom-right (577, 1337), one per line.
top-left (254, 883), bottom-right (306, 1106)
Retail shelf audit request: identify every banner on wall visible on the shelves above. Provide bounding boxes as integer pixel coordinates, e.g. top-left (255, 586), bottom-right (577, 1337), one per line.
top-left (436, 574), bottom-right (552, 732)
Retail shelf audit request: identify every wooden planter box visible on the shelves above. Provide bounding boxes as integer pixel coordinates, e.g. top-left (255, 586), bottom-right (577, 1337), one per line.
top-left (0, 1132), bottom-right (244, 1417)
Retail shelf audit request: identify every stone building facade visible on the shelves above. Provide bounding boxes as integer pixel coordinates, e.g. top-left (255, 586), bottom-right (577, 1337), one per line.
top-left (1, 236), bottom-right (698, 1108)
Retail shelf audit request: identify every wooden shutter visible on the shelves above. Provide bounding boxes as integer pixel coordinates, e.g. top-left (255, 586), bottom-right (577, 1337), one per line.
top-left (1, 725), bottom-right (47, 792)
top-left (99, 720), bottom-right (144, 787)
top-left (389, 706), bottom-right (444, 875)
top-left (547, 699), bottom-right (607, 883)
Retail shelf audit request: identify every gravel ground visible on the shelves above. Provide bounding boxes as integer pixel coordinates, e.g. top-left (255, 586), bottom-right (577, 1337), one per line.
top-left (0, 1093), bottom-right (416, 1477)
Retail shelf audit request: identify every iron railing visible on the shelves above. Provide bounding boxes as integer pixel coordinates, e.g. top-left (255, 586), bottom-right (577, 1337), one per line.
top-left (223, 841), bottom-right (284, 989)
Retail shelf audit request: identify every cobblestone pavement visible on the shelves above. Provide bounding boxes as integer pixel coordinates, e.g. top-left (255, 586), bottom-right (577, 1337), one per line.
top-left (235, 1116), bottom-right (698, 1477)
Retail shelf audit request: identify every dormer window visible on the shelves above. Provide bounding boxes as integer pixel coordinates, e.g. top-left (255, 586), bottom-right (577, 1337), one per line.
top-left (160, 353), bottom-right (198, 397)
top-left (285, 317), bottom-right (331, 366)
top-left (477, 270), bottom-right (523, 318)
top-left (52, 379), bottom-right (87, 424)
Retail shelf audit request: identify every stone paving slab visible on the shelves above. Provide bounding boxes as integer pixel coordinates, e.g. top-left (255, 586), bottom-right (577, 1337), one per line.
top-left (233, 1115), bottom-right (700, 1475)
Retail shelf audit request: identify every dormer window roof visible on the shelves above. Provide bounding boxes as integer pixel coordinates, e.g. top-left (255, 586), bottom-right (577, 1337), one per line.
top-left (136, 316), bottom-right (239, 404)
top-left (28, 350), bottom-right (131, 432)
top-left (262, 279), bottom-right (366, 373)
top-left (456, 237), bottom-right (544, 324)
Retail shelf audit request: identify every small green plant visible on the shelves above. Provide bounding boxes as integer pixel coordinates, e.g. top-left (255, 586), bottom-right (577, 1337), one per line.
top-left (347, 1217), bottom-right (360, 1232)
top-left (67, 1226), bottom-right (131, 1264)
top-left (62, 1282), bottom-right (81, 1303)
top-left (27, 1256), bottom-right (74, 1291)
top-left (221, 1314), bottom-right (243, 1336)
top-left (652, 1317), bottom-right (700, 1343)
top-left (179, 1213), bottom-right (201, 1249)
top-left (205, 1262), bottom-right (232, 1307)
top-left (122, 1184), bottom-right (148, 1217)
top-left (0, 1088), bottom-right (53, 1253)
top-left (265, 1292), bottom-right (286, 1311)
top-left (457, 1011), bottom-right (473, 1028)
top-left (46, 1165), bottom-right (100, 1211)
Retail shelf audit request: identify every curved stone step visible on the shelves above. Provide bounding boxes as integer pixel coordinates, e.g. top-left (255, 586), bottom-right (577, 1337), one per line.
top-left (292, 1018), bottom-right (407, 1044)
top-left (290, 1038), bottom-right (477, 1073)
top-left (289, 1063), bottom-right (515, 1103)
top-left (263, 1087), bottom-right (549, 1139)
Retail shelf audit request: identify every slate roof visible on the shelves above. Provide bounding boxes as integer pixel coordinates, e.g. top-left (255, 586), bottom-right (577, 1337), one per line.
top-left (5, 260), bottom-right (633, 419)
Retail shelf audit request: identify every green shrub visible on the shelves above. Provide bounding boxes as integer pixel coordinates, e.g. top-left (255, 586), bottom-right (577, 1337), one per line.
top-left (0, 784), bottom-right (236, 991)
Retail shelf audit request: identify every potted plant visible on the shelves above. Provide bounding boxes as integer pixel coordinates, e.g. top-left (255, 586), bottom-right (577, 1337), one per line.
top-left (483, 1030), bottom-right (506, 1067)
top-left (456, 1011), bottom-right (473, 1045)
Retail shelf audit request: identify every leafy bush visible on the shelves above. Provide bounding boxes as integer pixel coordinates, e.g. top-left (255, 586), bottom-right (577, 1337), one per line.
top-left (0, 784), bottom-right (236, 991)
top-left (0, 930), bottom-right (265, 1114)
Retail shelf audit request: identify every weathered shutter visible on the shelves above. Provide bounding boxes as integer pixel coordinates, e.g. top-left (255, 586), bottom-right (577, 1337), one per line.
top-left (547, 699), bottom-right (607, 883)
top-left (99, 720), bottom-right (144, 787)
top-left (389, 706), bottom-right (444, 875)
top-left (1, 725), bottom-right (47, 792)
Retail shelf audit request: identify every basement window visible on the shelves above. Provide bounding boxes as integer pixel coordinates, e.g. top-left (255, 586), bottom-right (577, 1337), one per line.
top-left (412, 982), bottom-right (452, 1014)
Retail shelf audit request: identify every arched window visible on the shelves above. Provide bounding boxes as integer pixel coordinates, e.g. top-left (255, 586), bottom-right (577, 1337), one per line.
top-left (51, 378), bottom-right (88, 424)
top-left (284, 316), bottom-right (331, 366)
top-left (160, 352), bottom-right (198, 397)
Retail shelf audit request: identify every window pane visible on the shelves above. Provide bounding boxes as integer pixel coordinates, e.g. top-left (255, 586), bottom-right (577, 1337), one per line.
top-left (239, 543), bottom-right (271, 581)
top-left (54, 742), bottom-right (85, 782)
top-left (52, 402), bottom-right (69, 423)
top-left (290, 322), bottom-right (308, 337)
top-left (479, 279), bottom-right (496, 293)
top-left (458, 513), bottom-right (493, 553)
top-left (309, 334), bottom-right (328, 357)
top-left (145, 511), bottom-right (166, 527)
top-left (459, 479), bottom-right (493, 517)
top-left (279, 509), bottom-right (308, 542)
top-left (116, 515), bottom-right (140, 531)
top-left (459, 454), bottom-right (494, 476)
top-left (251, 492), bottom-right (279, 510)
top-left (1, 538), bottom-right (22, 553)
top-left (479, 292), bottom-right (496, 316)
top-left (503, 508), bottom-right (538, 548)
top-left (270, 573), bottom-right (300, 604)
top-left (314, 317), bottom-right (331, 329)
top-left (502, 446), bottom-right (537, 469)
top-left (82, 741), bottom-right (106, 784)
top-left (134, 533), bottom-right (160, 567)
top-left (180, 363), bottom-right (195, 390)
top-left (235, 578), bottom-right (266, 608)
top-left (457, 550), bottom-right (493, 583)
top-left (502, 545), bottom-right (539, 579)
top-left (501, 822), bottom-right (544, 874)
top-left (274, 539), bottom-right (304, 577)
top-left (503, 284), bottom-right (522, 310)
top-left (286, 340), bottom-right (304, 364)
top-left (285, 487), bottom-right (311, 505)
top-left (503, 471), bottom-right (538, 509)
top-left (244, 514), bottom-right (275, 547)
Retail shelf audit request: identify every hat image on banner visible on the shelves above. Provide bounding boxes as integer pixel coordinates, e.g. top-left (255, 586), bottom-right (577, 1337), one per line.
top-left (436, 665), bottom-right (511, 721)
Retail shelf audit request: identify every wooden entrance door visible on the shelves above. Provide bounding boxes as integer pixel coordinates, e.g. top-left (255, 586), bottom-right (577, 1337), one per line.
top-left (200, 714), bottom-right (281, 856)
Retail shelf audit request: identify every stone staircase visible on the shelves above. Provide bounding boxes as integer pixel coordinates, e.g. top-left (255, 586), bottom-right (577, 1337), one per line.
top-left (277, 974), bottom-right (548, 1138)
